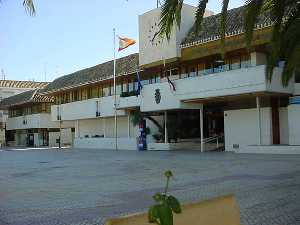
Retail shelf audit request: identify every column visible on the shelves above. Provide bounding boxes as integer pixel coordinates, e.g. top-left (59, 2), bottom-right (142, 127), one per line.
top-left (59, 120), bottom-right (62, 149)
top-left (103, 118), bottom-right (106, 138)
top-left (75, 120), bottom-right (79, 138)
top-left (256, 96), bottom-right (262, 145)
top-left (128, 112), bottom-right (130, 138)
top-left (164, 111), bottom-right (168, 143)
top-left (200, 106), bottom-right (204, 152)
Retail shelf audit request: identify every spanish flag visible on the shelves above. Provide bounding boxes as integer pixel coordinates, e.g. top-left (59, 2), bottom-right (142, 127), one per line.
top-left (118, 36), bottom-right (136, 51)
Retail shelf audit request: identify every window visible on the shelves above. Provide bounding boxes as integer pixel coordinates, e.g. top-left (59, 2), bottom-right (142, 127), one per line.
top-left (72, 90), bottom-right (79, 102)
top-left (122, 79), bottom-right (128, 93)
top-left (109, 82), bottom-right (113, 95)
top-left (230, 56), bottom-right (241, 70)
top-left (91, 87), bottom-right (98, 98)
top-left (181, 67), bottom-right (189, 78)
top-left (156, 74), bottom-right (161, 83)
top-left (87, 88), bottom-right (93, 99)
top-left (98, 85), bottom-right (103, 97)
top-left (103, 84), bottom-right (110, 97)
top-left (116, 84), bottom-right (122, 95)
top-left (241, 54), bottom-right (251, 68)
top-left (150, 76), bottom-right (156, 84)
top-left (141, 79), bottom-right (149, 86)
top-left (128, 80), bottom-right (134, 92)
top-left (296, 70), bottom-right (300, 83)
top-left (65, 92), bottom-right (70, 103)
top-left (197, 63), bottom-right (205, 76)
top-left (41, 103), bottom-right (47, 112)
top-left (81, 89), bottom-right (87, 100)
top-left (188, 67), bottom-right (196, 77)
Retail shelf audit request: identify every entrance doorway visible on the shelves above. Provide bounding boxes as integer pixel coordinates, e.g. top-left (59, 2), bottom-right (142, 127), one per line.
top-left (27, 133), bottom-right (34, 147)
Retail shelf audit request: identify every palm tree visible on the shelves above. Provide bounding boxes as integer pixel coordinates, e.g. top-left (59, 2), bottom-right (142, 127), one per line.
top-left (23, 0), bottom-right (36, 15)
top-left (0, 0), bottom-right (35, 15)
top-left (159, 0), bottom-right (300, 86)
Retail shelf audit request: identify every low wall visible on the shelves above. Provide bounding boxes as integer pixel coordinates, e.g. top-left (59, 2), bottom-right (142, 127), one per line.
top-left (237, 145), bottom-right (300, 154)
top-left (74, 137), bottom-right (137, 150)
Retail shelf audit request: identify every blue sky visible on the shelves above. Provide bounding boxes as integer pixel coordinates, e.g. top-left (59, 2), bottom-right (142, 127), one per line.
top-left (0, 0), bottom-right (244, 82)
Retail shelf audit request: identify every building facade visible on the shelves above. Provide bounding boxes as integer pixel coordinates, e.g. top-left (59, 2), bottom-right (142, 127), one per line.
top-left (1, 90), bottom-right (74, 147)
top-left (39, 4), bottom-right (299, 153)
top-left (0, 80), bottom-right (49, 146)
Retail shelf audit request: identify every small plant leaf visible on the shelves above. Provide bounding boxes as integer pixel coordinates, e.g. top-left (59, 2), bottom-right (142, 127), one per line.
top-left (164, 170), bottom-right (173, 178)
top-left (148, 205), bottom-right (160, 223)
top-left (167, 196), bottom-right (182, 214)
top-left (153, 193), bottom-right (164, 202)
top-left (157, 204), bottom-right (173, 225)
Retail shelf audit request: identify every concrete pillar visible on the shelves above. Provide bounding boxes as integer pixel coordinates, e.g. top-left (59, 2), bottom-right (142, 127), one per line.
top-left (128, 112), bottom-right (130, 138)
top-left (164, 111), bottom-right (168, 143)
top-left (103, 118), bottom-right (106, 138)
top-left (59, 120), bottom-right (62, 149)
top-left (75, 120), bottom-right (80, 138)
top-left (200, 106), bottom-right (204, 152)
top-left (256, 96), bottom-right (262, 145)
top-left (34, 133), bottom-right (39, 147)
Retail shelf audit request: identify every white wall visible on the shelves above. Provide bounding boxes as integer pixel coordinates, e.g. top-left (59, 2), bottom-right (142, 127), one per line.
top-left (139, 4), bottom-right (196, 66)
top-left (140, 81), bottom-right (202, 112)
top-left (117, 96), bottom-right (141, 109)
top-left (266, 67), bottom-right (294, 94)
top-left (7, 113), bottom-right (60, 130)
top-left (51, 96), bottom-right (126, 121)
top-left (48, 128), bottom-right (73, 147)
top-left (74, 137), bottom-right (137, 150)
top-left (77, 116), bottom-right (138, 139)
top-left (288, 104), bottom-right (300, 145)
top-left (294, 83), bottom-right (300, 95)
top-left (250, 52), bottom-right (267, 66)
top-left (173, 66), bottom-right (293, 102)
top-left (224, 108), bottom-right (273, 152)
top-left (78, 119), bottom-right (105, 138)
top-left (49, 132), bottom-right (60, 147)
top-left (15, 130), bottom-right (27, 146)
top-left (279, 107), bottom-right (289, 145)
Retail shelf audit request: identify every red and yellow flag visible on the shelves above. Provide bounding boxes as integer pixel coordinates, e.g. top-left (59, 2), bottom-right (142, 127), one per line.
top-left (118, 37), bottom-right (136, 51)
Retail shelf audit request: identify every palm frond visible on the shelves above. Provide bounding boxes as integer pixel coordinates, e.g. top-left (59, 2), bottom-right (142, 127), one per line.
top-left (159, 0), bottom-right (183, 40)
top-left (279, 4), bottom-right (300, 85)
top-left (244, 0), bottom-right (264, 48)
top-left (220, 0), bottom-right (230, 55)
top-left (23, 0), bottom-right (36, 16)
top-left (194, 0), bottom-right (209, 34)
top-left (282, 44), bottom-right (300, 86)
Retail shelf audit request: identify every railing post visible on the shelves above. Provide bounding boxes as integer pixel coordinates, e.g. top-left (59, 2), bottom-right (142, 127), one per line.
top-left (217, 137), bottom-right (219, 149)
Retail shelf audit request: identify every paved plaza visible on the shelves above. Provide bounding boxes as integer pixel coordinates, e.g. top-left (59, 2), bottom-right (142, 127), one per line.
top-left (0, 148), bottom-right (300, 225)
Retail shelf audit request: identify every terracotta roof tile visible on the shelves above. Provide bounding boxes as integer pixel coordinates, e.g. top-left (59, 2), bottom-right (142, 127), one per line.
top-left (0, 89), bottom-right (54, 108)
top-left (181, 6), bottom-right (273, 48)
top-left (42, 53), bottom-right (139, 94)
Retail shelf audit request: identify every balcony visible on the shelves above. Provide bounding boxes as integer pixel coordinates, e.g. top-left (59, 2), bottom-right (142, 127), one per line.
top-left (51, 96), bottom-right (126, 121)
top-left (140, 65), bottom-right (294, 112)
top-left (6, 113), bottom-right (59, 130)
top-left (176, 65), bottom-right (293, 101)
top-left (117, 95), bottom-right (141, 109)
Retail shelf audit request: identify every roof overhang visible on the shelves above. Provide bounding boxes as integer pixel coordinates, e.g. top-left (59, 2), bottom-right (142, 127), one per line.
top-left (181, 27), bottom-right (272, 61)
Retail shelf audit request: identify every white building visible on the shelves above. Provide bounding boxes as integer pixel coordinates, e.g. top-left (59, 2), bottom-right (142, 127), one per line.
top-left (39, 4), bottom-right (300, 153)
top-left (0, 80), bottom-right (49, 146)
top-left (0, 89), bottom-right (74, 147)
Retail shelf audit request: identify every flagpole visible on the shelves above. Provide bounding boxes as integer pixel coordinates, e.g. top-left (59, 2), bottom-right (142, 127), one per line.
top-left (113, 28), bottom-right (118, 151)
